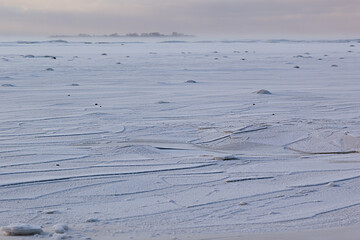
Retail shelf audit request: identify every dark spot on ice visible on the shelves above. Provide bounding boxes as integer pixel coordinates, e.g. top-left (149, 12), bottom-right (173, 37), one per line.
top-left (253, 103), bottom-right (256, 106)
top-left (213, 51), bottom-right (218, 53)
top-left (126, 56), bottom-right (130, 58)
top-left (241, 58), bottom-right (246, 60)
top-left (331, 64), bottom-right (338, 67)
top-left (2, 84), bottom-right (15, 87)
top-left (254, 89), bottom-right (272, 95)
top-left (116, 62), bottom-right (121, 64)
top-left (294, 65), bottom-right (300, 68)
top-left (272, 113), bottom-right (275, 115)
top-left (71, 83), bottom-right (79, 86)
top-left (46, 68), bottom-right (54, 71)
top-left (95, 103), bottom-right (98, 106)
top-left (101, 53), bottom-right (107, 56)
top-left (348, 50), bottom-right (352, 53)
top-left (214, 58), bottom-right (218, 60)
top-left (213, 155), bottom-right (239, 161)
top-left (185, 80), bottom-right (197, 83)
top-left (24, 54), bottom-right (35, 58)
top-left (86, 218), bottom-right (99, 223)
top-left (43, 55), bottom-right (56, 59)
top-left (44, 210), bottom-right (59, 214)
top-left (350, 45), bottom-right (355, 47)
top-left (157, 101), bottom-right (170, 104)
top-left (318, 58), bottom-right (322, 60)
top-left (56, 164), bottom-right (60, 166)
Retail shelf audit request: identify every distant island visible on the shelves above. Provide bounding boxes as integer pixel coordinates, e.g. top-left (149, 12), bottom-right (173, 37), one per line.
top-left (50, 32), bottom-right (195, 38)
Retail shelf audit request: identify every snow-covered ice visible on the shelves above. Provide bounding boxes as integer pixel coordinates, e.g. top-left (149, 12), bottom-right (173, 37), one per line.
top-left (0, 38), bottom-right (360, 239)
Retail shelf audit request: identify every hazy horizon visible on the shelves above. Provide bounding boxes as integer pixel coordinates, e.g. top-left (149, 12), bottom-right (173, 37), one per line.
top-left (0, 0), bottom-right (359, 38)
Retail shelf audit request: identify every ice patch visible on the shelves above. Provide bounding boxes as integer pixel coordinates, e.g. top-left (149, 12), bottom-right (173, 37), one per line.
top-left (1, 224), bottom-right (42, 236)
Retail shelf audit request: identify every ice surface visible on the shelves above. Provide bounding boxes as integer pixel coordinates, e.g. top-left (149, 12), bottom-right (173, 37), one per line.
top-left (0, 39), bottom-right (359, 239)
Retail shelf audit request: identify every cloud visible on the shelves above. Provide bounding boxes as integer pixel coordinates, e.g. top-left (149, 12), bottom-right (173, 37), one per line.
top-left (0, 0), bottom-right (359, 36)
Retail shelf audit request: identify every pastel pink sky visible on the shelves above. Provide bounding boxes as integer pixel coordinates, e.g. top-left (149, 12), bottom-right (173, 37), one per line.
top-left (0, 0), bottom-right (359, 37)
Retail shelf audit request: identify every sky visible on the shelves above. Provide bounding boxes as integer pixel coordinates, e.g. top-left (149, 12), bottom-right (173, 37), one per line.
top-left (0, 0), bottom-right (359, 37)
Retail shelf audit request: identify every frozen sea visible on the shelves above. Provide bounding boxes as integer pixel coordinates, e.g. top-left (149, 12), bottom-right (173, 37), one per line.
top-left (0, 38), bottom-right (360, 239)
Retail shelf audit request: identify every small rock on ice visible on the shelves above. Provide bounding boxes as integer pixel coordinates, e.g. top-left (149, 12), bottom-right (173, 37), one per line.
top-left (53, 224), bottom-right (69, 234)
top-left (46, 68), bottom-right (54, 71)
top-left (1, 223), bottom-right (43, 236)
top-left (86, 218), bottom-right (99, 223)
top-left (185, 80), bottom-right (197, 83)
top-left (44, 210), bottom-right (59, 214)
top-left (254, 89), bottom-right (272, 95)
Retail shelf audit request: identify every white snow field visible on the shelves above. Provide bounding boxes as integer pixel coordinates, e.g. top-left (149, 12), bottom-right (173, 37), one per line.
top-left (0, 38), bottom-right (360, 239)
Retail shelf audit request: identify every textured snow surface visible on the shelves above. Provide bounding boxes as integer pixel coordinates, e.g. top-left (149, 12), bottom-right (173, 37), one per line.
top-left (0, 38), bottom-right (360, 239)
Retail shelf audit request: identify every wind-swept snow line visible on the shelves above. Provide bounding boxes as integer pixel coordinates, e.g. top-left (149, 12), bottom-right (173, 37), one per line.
top-left (195, 126), bottom-right (268, 144)
top-left (0, 163), bottom-right (216, 188)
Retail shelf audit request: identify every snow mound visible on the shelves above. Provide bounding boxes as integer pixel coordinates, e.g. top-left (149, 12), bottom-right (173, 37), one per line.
top-left (254, 89), bottom-right (272, 94)
top-left (53, 224), bottom-right (69, 234)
